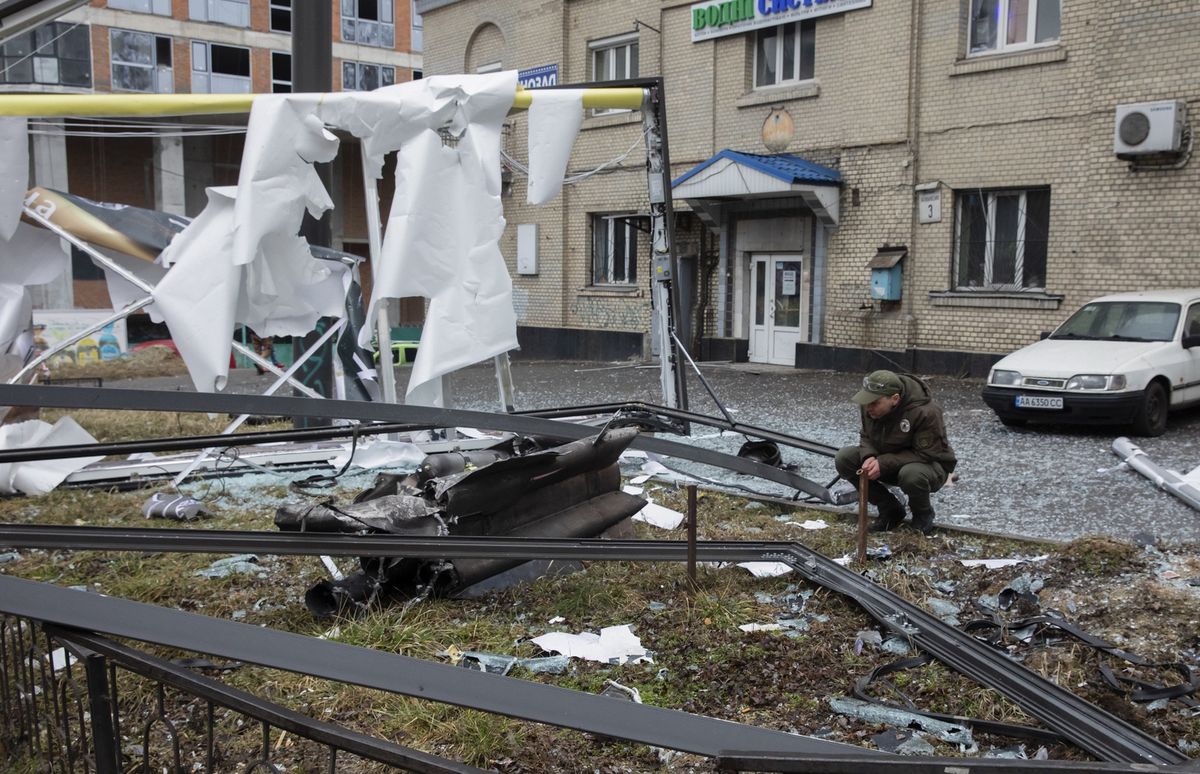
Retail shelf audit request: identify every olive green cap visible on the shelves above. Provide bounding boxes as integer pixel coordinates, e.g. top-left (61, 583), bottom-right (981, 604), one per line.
top-left (852, 370), bottom-right (903, 405)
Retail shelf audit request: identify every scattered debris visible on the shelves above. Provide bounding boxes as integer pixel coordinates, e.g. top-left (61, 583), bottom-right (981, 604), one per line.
top-left (194, 554), bottom-right (264, 578)
top-left (960, 555), bottom-right (1049, 569)
top-left (736, 561), bottom-right (793, 578)
top-left (142, 492), bottom-right (209, 521)
top-left (633, 501), bottom-right (684, 530)
top-left (328, 439), bottom-right (425, 470)
top-left (829, 696), bottom-right (975, 748)
top-left (532, 624), bottom-right (651, 665)
top-left (1112, 437), bottom-right (1200, 512)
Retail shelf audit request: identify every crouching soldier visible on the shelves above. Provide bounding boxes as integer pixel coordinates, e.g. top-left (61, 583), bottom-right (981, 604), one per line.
top-left (834, 370), bottom-right (956, 535)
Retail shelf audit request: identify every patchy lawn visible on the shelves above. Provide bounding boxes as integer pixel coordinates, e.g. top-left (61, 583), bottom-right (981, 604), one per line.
top-left (1, 412), bottom-right (1198, 770)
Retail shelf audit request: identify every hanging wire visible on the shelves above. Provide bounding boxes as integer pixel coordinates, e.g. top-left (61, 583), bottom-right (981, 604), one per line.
top-left (500, 125), bottom-right (649, 186)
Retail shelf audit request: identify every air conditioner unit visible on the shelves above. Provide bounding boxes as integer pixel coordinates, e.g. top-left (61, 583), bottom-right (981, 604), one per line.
top-left (1113, 100), bottom-right (1187, 155)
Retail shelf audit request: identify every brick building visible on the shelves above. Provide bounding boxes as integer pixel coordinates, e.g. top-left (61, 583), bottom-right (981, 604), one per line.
top-left (416, 0), bottom-right (1200, 372)
top-left (1, 0), bottom-right (424, 322)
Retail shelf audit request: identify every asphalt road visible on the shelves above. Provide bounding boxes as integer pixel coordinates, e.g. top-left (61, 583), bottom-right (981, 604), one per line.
top-left (131, 360), bottom-right (1200, 544)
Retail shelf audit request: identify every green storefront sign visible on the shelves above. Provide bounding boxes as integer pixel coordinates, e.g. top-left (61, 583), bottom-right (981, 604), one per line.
top-left (691, 0), bottom-right (872, 42)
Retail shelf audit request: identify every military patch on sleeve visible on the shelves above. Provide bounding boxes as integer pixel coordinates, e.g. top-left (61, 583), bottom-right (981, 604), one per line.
top-left (900, 419), bottom-right (911, 432)
top-left (915, 431), bottom-right (935, 449)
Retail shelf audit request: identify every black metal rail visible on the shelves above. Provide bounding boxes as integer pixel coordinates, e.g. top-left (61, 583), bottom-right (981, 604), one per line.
top-left (45, 626), bottom-right (487, 774)
top-left (519, 400), bottom-right (838, 457)
top-left (715, 752), bottom-right (1181, 773)
top-left (0, 575), bottom-right (878, 761)
top-left (0, 384), bottom-right (831, 500)
top-left (0, 526), bottom-right (1185, 765)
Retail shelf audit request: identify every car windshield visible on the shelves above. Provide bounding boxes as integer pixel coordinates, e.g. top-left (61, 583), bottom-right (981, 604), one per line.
top-left (1050, 301), bottom-right (1181, 342)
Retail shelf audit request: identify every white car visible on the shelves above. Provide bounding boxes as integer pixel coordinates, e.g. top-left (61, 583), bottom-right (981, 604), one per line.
top-left (982, 289), bottom-right (1200, 436)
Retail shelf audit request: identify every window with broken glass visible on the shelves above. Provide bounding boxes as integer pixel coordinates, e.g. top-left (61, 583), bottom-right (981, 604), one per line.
top-left (271, 51), bottom-right (291, 93)
top-left (111, 30), bottom-right (173, 93)
top-left (108, 0), bottom-right (172, 15)
top-left (191, 41), bottom-right (251, 94)
top-left (341, 0), bottom-right (396, 49)
top-left (0, 22), bottom-right (90, 87)
top-left (188, 0), bottom-right (249, 27)
top-left (954, 188), bottom-right (1050, 291)
top-left (592, 214), bottom-right (642, 286)
top-left (341, 60), bottom-right (395, 91)
top-left (753, 20), bottom-right (814, 89)
top-left (968, 0), bottom-right (1059, 55)
top-left (270, 0), bottom-right (292, 33)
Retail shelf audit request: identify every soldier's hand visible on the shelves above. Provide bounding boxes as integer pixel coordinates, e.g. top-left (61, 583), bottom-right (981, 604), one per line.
top-left (861, 456), bottom-right (881, 480)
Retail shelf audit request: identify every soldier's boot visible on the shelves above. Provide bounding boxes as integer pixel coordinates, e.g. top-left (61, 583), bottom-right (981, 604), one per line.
top-left (910, 507), bottom-right (936, 536)
top-left (868, 499), bottom-right (905, 533)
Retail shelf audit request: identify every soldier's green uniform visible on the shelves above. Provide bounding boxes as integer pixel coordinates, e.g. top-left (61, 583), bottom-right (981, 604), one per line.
top-left (834, 371), bottom-right (956, 534)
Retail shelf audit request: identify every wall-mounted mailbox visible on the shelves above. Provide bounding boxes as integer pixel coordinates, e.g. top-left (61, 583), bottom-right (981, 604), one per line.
top-left (868, 246), bottom-right (906, 301)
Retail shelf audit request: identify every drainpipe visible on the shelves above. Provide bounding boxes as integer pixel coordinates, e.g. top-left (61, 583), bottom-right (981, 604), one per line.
top-left (904, 0), bottom-right (924, 328)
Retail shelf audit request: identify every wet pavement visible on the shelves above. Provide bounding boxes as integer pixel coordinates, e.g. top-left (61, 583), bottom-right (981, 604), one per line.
top-left (125, 359), bottom-right (1200, 544)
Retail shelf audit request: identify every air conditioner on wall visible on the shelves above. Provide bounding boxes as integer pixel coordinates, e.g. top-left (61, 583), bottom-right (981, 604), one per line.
top-left (1113, 100), bottom-right (1187, 156)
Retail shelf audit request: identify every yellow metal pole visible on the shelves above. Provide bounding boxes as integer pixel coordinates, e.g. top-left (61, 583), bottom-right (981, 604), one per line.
top-left (0, 87), bottom-right (647, 117)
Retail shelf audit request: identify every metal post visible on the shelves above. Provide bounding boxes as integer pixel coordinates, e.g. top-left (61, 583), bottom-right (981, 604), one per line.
top-left (686, 484), bottom-right (697, 586)
top-left (82, 651), bottom-right (119, 774)
top-left (641, 79), bottom-right (689, 414)
top-left (292, 0), bottom-right (335, 421)
top-left (494, 353), bottom-right (516, 413)
top-left (856, 470), bottom-right (868, 563)
top-left (359, 151), bottom-right (398, 406)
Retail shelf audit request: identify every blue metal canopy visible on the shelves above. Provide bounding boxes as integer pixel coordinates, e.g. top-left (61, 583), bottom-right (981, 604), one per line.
top-left (672, 149), bottom-right (841, 189)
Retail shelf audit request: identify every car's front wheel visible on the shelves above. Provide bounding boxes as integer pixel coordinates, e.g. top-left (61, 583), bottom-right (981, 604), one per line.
top-left (1131, 382), bottom-right (1169, 437)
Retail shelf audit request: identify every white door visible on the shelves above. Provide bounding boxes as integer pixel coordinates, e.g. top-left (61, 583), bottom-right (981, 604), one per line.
top-left (749, 254), bottom-right (805, 365)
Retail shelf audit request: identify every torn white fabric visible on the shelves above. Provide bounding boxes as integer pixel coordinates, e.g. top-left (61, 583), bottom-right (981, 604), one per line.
top-left (100, 248), bottom-right (168, 315)
top-left (329, 439), bottom-right (425, 470)
top-left (156, 186), bottom-right (346, 391)
top-left (527, 89), bottom-right (584, 205)
top-left (0, 284), bottom-right (31, 356)
top-left (365, 71), bottom-right (519, 406)
top-left (0, 118), bottom-right (27, 241)
top-left (633, 501), bottom-right (684, 530)
top-left (0, 418), bottom-right (104, 495)
top-left (532, 624), bottom-right (650, 665)
top-left (232, 95), bottom-right (337, 270)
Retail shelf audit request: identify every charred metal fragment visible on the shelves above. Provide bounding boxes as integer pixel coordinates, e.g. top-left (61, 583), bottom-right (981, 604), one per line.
top-left (282, 429), bottom-right (643, 614)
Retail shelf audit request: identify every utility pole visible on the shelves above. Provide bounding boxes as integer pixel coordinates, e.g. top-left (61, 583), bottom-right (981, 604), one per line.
top-left (291, 1), bottom-right (335, 425)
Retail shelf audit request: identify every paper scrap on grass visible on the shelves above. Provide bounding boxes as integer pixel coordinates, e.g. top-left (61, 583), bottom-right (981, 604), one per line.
top-left (739, 623), bottom-right (783, 633)
top-left (633, 501), bottom-right (684, 530)
top-left (622, 485), bottom-right (644, 496)
top-left (0, 118), bottom-right (27, 241)
top-left (960, 555), bottom-right (1049, 569)
top-left (532, 624), bottom-right (651, 665)
top-left (527, 89), bottom-right (584, 205)
top-left (329, 439), bottom-right (425, 470)
top-left (783, 519), bottom-right (828, 530)
top-left (0, 418), bottom-right (104, 495)
top-left (737, 561), bottom-right (794, 578)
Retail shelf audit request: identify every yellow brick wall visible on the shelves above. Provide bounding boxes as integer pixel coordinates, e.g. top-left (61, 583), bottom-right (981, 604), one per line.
top-left (419, 0), bottom-right (1200, 356)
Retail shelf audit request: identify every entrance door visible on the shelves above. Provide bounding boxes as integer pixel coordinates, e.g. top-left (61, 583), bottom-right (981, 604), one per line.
top-left (749, 254), bottom-right (805, 366)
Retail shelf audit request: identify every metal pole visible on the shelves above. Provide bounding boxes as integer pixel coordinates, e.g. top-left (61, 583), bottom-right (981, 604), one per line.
top-left (82, 651), bottom-right (119, 774)
top-left (856, 469), bottom-right (868, 563)
top-left (494, 353), bottom-right (515, 413)
top-left (359, 151), bottom-right (398, 406)
top-left (686, 484), bottom-right (697, 586)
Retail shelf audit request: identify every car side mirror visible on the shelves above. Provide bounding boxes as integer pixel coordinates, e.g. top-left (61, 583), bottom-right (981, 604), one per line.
top-left (1039, 330), bottom-right (1051, 340)
top-left (1183, 334), bottom-right (1200, 349)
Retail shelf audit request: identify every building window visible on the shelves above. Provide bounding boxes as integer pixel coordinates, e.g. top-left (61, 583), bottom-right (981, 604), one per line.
top-left (592, 214), bottom-right (641, 286)
top-left (108, 0), bottom-right (171, 14)
top-left (341, 60), bottom-right (395, 91)
top-left (411, 0), bottom-right (423, 51)
top-left (969, 0), bottom-right (1059, 55)
top-left (754, 21), bottom-right (814, 88)
top-left (270, 0), bottom-right (292, 33)
top-left (341, 0), bottom-right (395, 49)
top-left (271, 51), bottom-right (291, 92)
top-left (0, 22), bottom-right (91, 87)
top-left (591, 32), bottom-right (638, 82)
top-left (955, 188), bottom-right (1050, 291)
top-left (188, 0), bottom-right (250, 27)
top-left (191, 41), bottom-right (251, 93)
top-left (111, 29), bottom-right (173, 93)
